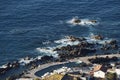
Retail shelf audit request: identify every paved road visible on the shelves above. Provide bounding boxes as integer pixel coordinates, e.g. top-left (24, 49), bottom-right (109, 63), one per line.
top-left (23, 54), bottom-right (120, 79)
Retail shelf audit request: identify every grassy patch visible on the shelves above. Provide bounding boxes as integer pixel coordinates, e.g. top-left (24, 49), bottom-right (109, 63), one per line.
top-left (42, 74), bottom-right (64, 80)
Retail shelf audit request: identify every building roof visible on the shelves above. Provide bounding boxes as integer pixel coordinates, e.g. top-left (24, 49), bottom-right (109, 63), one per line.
top-left (93, 65), bottom-right (102, 72)
top-left (116, 69), bottom-right (120, 75)
top-left (107, 69), bottom-right (116, 73)
top-left (16, 78), bottom-right (33, 80)
top-left (93, 65), bottom-right (107, 72)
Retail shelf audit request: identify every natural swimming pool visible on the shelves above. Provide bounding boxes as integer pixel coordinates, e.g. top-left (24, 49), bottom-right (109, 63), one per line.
top-left (35, 62), bottom-right (81, 77)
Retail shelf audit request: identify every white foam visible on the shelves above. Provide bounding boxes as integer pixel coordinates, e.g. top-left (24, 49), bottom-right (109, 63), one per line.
top-left (35, 56), bottom-right (42, 60)
top-left (54, 38), bottom-right (80, 46)
top-left (36, 47), bottom-right (57, 54)
top-left (55, 38), bottom-right (71, 44)
top-left (67, 17), bottom-right (98, 26)
top-left (85, 33), bottom-right (113, 44)
top-left (19, 58), bottom-right (34, 65)
top-left (42, 41), bottom-right (51, 45)
top-left (36, 47), bottom-right (58, 58)
top-left (37, 37), bottom-right (81, 58)
top-left (56, 41), bottom-right (80, 48)
top-left (0, 65), bottom-right (8, 69)
top-left (36, 34), bottom-right (113, 60)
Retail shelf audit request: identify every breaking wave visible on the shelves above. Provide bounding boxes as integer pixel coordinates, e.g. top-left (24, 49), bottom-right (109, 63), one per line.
top-left (35, 33), bottom-right (115, 60)
top-left (36, 47), bottom-right (58, 58)
top-left (67, 16), bottom-right (99, 26)
top-left (19, 57), bottom-right (34, 65)
top-left (54, 37), bottom-right (80, 46)
top-left (86, 33), bottom-right (114, 44)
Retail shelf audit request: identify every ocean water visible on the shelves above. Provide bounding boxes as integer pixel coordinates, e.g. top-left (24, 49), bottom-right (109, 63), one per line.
top-left (0, 0), bottom-right (120, 66)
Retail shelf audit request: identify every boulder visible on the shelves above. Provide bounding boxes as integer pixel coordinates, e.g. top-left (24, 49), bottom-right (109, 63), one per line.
top-left (90, 20), bottom-right (97, 23)
top-left (73, 19), bottom-right (81, 23)
top-left (41, 55), bottom-right (53, 61)
top-left (109, 40), bottom-right (117, 45)
top-left (12, 61), bottom-right (20, 68)
top-left (91, 34), bottom-right (103, 40)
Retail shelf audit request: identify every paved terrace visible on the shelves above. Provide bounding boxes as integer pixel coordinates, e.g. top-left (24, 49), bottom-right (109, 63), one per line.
top-left (23, 54), bottom-right (120, 79)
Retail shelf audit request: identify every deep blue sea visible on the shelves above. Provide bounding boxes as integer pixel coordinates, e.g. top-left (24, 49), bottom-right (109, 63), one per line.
top-left (0, 0), bottom-right (120, 66)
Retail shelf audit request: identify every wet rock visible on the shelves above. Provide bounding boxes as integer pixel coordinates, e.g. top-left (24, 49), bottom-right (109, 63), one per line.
top-left (58, 48), bottom-right (96, 59)
top-left (54, 38), bottom-right (96, 59)
top-left (6, 62), bottom-right (11, 68)
top-left (25, 56), bottom-right (31, 60)
top-left (79, 37), bottom-right (86, 41)
top-left (0, 68), bottom-right (6, 74)
top-left (101, 45), bottom-right (111, 50)
top-left (66, 36), bottom-right (85, 42)
top-left (90, 20), bottom-right (97, 23)
top-left (73, 19), bottom-right (81, 23)
top-left (88, 56), bottom-right (118, 64)
top-left (41, 55), bottom-right (53, 61)
top-left (109, 40), bottom-right (117, 45)
top-left (0, 61), bottom-right (20, 75)
top-left (101, 43), bottom-right (118, 50)
top-left (80, 41), bottom-right (94, 48)
top-left (111, 44), bottom-right (118, 50)
top-left (0, 63), bottom-right (11, 74)
top-left (12, 61), bottom-right (20, 68)
top-left (91, 34), bottom-right (103, 40)
top-left (54, 41), bottom-right (94, 52)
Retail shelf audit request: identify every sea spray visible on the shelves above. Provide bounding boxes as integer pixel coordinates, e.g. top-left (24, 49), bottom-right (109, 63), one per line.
top-left (67, 17), bottom-right (98, 26)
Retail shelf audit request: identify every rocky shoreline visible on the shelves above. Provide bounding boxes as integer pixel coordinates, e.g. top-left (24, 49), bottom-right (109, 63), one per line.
top-left (0, 34), bottom-right (120, 80)
top-left (54, 35), bottom-right (119, 61)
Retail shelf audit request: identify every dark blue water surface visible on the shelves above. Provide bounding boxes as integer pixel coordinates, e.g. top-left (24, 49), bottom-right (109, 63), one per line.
top-left (0, 0), bottom-right (120, 66)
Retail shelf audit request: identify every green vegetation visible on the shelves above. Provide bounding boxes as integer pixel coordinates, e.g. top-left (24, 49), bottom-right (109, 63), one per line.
top-left (106, 72), bottom-right (117, 80)
top-left (34, 78), bottom-right (41, 80)
top-left (42, 74), bottom-right (64, 80)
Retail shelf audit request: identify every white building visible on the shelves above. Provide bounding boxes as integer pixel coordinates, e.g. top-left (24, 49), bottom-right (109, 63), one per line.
top-left (115, 69), bottom-right (120, 79)
top-left (94, 70), bottom-right (105, 78)
top-left (16, 78), bottom-right (33, 80)
top-left (92, 65), bottom-right (107, 79)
